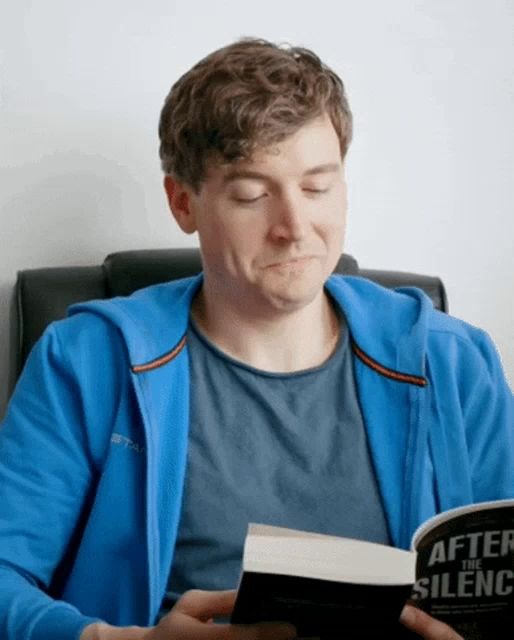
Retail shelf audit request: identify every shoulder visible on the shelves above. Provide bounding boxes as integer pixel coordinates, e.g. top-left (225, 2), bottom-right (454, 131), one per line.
top-left (426, 308), bottom-right (504, 377)
top-left (327, 274), bottom-right (508, 389)
top-left (55, 275), bottom-right (202, 368)
top-left (329, 273), bottom-right (496, 352)
top-left (68, 275), bottom-right (200, 332)
top-left (423, 310), bottom-right (511, 424)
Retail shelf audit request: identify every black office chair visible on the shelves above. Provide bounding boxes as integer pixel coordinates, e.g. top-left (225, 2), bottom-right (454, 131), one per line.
top-left (14, 248), bottom-right (448, 381)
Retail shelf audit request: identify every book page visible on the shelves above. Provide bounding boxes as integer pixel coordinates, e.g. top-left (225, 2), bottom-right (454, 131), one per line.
top-left (243, 523), bottom-right (415, 585)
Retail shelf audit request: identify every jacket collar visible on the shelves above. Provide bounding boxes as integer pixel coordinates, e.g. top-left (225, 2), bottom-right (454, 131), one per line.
top-left (70, 273), bottom-right (429, 382)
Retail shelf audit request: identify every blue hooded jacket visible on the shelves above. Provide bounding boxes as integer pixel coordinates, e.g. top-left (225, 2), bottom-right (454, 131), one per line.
top-left (0, 274), bottom-right (512, 640)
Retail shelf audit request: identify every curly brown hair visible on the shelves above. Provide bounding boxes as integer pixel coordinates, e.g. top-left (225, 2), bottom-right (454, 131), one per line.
top-left (158, 38), bottom-right (353, 191)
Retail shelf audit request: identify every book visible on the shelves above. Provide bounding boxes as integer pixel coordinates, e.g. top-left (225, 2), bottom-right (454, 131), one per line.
top-left (230, 499), bottom-right (514, 639)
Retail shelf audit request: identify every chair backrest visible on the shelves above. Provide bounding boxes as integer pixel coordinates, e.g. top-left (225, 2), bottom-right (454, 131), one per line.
top-left (14, 248), bottom-right (448, 378)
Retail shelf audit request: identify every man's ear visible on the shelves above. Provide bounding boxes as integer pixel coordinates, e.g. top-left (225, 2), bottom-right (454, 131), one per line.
top-left (163, 175), bottom-right (197, 234)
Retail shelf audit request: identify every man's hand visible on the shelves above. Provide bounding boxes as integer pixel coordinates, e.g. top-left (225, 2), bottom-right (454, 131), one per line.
top-left (400, 604), bottom-right (464, 640)
top-left (81, 589), bottom-right (297, 640)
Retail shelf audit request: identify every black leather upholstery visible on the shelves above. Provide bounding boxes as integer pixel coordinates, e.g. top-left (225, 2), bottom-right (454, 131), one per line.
top-left (15, 249), bottom-right (448, 377)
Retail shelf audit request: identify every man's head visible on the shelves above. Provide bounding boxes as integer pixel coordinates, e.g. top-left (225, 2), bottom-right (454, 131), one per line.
top-left (159, 39), bottom-right (352, 320)
top-left (158, 38), bottom-right (352, 192)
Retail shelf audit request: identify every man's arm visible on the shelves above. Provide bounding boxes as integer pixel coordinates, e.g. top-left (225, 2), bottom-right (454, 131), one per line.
top-left (431, 323), bottom-right (514, 502)
top-left (0, 323), bottom-right (104, 640)
top-left (81, 590), bottom-right (296, 640)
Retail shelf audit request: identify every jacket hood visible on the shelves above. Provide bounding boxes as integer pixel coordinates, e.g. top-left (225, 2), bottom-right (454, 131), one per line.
top-left (69, 274), bottom-right (432, 381)
top-left (326, 276), bottom-right (431, 381)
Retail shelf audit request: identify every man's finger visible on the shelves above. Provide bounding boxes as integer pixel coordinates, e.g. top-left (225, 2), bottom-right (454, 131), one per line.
top-left (174, 589), bottom-right (237, 620)
top-left (171, 589), bottom-right (296, 639)
top-left (400, 604), bottom-right (464, 640)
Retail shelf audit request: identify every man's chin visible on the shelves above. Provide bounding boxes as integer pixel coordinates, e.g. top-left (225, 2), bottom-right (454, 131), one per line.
top-left (260, 283), bottom-right (323, 313)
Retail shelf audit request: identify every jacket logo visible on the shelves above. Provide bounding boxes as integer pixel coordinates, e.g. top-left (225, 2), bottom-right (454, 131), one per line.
top-left (111, 433), bottom-right (145, 454)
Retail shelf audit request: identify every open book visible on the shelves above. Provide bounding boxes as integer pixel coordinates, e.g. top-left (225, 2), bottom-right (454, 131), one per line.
top-left (230, 499), bottom-right (514, 639)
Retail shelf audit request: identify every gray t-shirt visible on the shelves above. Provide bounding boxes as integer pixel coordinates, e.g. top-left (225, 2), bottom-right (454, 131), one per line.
top-left (160, 315), bottom-right (390, 616)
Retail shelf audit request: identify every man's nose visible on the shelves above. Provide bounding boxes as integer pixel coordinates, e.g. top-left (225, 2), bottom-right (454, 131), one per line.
top-left (268, 194), bottom-right (308, 242)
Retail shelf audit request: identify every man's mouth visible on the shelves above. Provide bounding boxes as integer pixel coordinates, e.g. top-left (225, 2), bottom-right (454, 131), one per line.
top-left (266, 256), bottom-right (314, 268)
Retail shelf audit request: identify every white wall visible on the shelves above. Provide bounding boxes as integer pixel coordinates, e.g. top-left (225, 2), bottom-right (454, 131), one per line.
top-left (1, 0), bottom-right (513, 416)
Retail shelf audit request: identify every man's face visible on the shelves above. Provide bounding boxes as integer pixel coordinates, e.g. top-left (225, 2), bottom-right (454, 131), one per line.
top-left (179, 114), bottom-right (347, 316)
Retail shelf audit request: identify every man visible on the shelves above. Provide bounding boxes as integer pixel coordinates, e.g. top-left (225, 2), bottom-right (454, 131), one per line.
top-left (0, 39), bottom-right (512, 640)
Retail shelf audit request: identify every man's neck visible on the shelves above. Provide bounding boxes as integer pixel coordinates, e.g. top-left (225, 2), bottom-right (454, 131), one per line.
top-left (190, 288), bottom-right (340, 373)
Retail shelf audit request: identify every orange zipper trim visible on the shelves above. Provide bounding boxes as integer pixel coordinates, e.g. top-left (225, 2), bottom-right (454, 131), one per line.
top-left (131, 335), bottom-right (187, 373)
top-left (352, 341), bottom-right (427, 387)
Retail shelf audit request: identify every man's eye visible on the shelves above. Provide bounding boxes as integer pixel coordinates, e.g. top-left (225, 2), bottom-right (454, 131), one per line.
top-left (233, 194), bottom-right (266, 203)
top-left (303, 187), bottom-right (329, 195)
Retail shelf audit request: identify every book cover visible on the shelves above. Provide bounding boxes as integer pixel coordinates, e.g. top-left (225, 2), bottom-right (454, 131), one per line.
top-left (230, 499), bottom-right (514, 639)
top-left (410, 499), bottom-right (514, 639)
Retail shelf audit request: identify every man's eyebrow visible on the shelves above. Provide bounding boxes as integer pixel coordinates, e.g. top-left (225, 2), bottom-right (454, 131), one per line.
top-left (222, 170), bottom-right (270, 184)
top-left (222, 163), bottom-right (341, 184)
top-left (303, 162), bottom-right (341, 177)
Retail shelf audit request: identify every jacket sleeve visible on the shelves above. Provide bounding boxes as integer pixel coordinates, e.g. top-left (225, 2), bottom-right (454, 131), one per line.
top-left (0, 323), bottom-right (104, 640)
top-left (428, 321), bottom-right (514, 506)
top-left (461, 328), bottom-right (514, 498)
